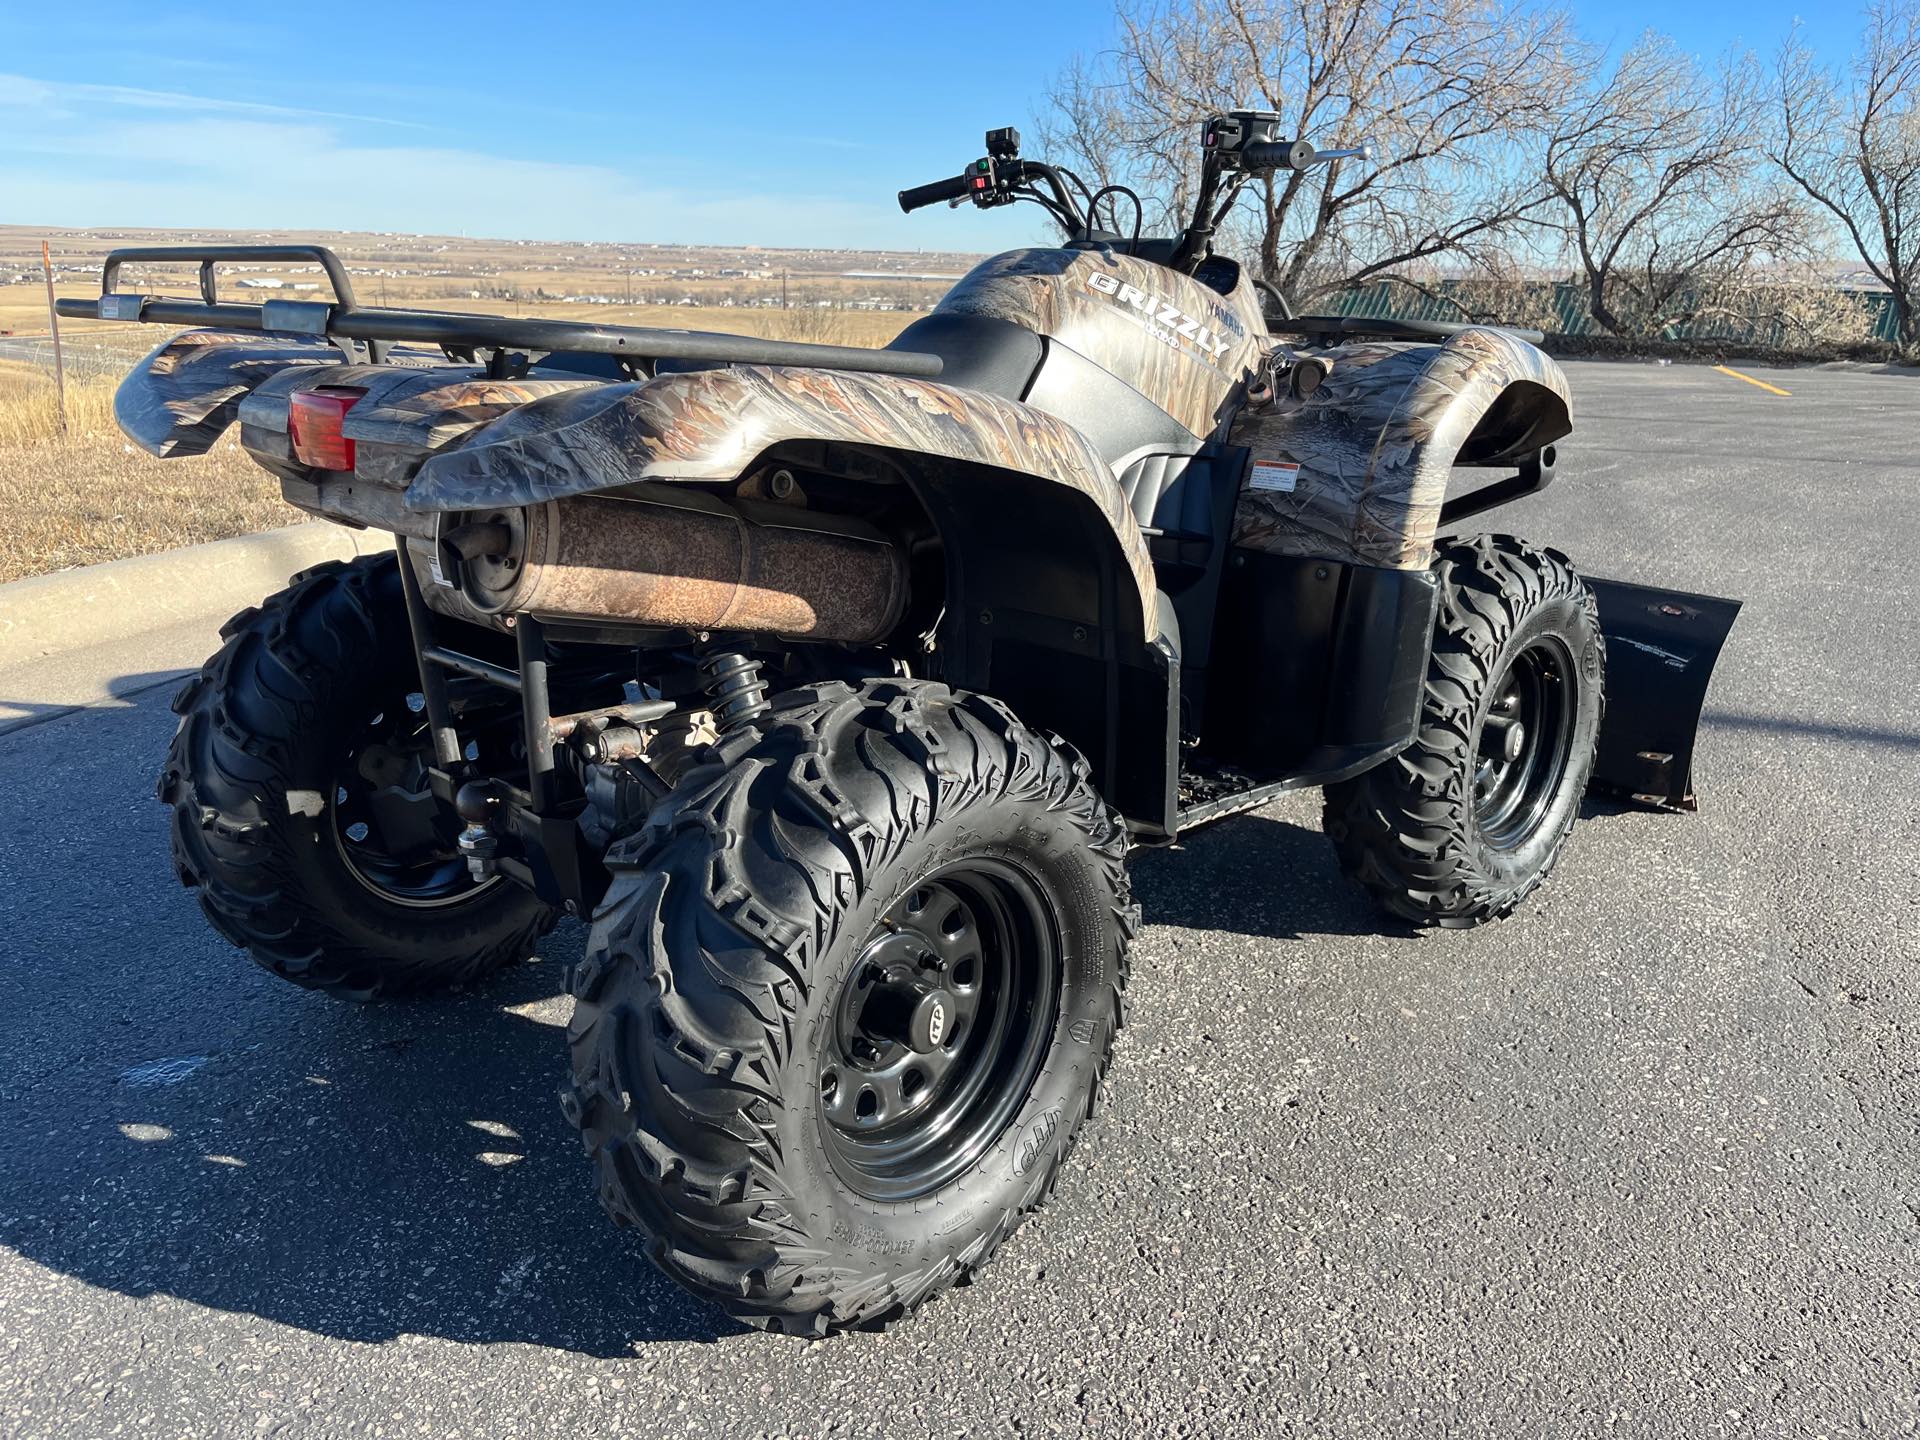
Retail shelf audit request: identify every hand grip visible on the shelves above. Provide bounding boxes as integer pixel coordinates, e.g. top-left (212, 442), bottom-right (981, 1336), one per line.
top-left (898, 174), bottom-right (971, 213)
top-left (1240, 139), bottom-right (1317, 172)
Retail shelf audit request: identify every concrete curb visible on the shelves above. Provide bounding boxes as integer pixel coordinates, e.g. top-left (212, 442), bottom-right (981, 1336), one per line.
top-left (0, 522), bottom-right (389, 671)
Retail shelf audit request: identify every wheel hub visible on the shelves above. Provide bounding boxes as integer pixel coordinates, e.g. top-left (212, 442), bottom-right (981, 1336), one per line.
top-left (331, 698), bottom-right (492, 908)
top-left (1500, 718), bottom-right (1526, 763)
top-left (829, 922), bottom-right (979, 1111)
top-left (859, 977), bottom-right (958, 1055)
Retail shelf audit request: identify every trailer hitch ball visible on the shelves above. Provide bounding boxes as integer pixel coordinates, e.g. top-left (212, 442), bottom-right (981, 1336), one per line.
top-left (454, 777), bottom-right (512, 880)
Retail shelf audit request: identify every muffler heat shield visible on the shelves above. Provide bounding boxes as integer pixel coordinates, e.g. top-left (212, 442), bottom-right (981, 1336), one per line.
top-left (448, 492), bottom-right (906, 645)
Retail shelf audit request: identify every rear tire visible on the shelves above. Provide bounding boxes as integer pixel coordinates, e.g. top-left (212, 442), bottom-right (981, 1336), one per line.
top-left (158, 554), bottom-right (557, 998)
top-left (562, 679), bottom-right (1134, 1334)
top-left (1322, 534), bottom-right (1605, 928)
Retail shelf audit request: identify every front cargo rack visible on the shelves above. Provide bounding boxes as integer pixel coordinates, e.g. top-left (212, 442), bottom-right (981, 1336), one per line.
top-left (54, 243), bottom-right (945, 379)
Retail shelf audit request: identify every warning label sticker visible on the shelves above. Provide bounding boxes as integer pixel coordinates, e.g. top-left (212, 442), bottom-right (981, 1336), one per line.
top-left (1250, 460), bottom-right (1300, 493)
top-left (426, 522), bottom-right (455, 588)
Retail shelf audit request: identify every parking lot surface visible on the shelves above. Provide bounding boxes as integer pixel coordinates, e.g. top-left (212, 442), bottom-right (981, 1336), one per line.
top-left (1, 360), bottom-right (1916, 1437)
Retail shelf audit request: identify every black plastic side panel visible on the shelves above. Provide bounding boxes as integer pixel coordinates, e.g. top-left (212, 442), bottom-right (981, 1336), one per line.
top-left (1199, 552), bottom-right (1437, 782)
top-left (1148, 447), bottom-right (1246, 732)
top-left (535, 351), bottom-right (630, 381)
top-left (1022, 339), bottom-right (1198, 468)
top-left (913, 457), bottom-right (1178, 833)
top-left (1324, 563), bottom-right (1439, 756)
top-left (1587, 577), bottom-right (1741, 810)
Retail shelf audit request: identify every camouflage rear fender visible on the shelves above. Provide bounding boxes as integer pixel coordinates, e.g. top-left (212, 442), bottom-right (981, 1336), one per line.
top-left (238, 362), bottom-right (597, 486)
top-left (1230, 327), bottom-right (1573, 570)
top-left (113, 329), bottom-right (342, 457)
top-left (404, 363), bottom-right (1161, 631)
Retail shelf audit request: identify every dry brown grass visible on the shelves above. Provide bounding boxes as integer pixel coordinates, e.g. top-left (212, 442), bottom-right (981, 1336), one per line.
top-left (0, 364), bottom-right (119, 447)
top-left (0, 364), bottom-right (293, 584)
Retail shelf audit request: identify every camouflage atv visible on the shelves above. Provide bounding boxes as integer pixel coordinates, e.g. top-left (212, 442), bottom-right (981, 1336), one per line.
top-left (70, 115), bottom-right (1736, 1334)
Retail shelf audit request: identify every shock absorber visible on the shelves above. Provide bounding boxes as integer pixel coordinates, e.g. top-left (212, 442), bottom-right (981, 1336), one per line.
top-left (698, 650), bottom-right (771, 733)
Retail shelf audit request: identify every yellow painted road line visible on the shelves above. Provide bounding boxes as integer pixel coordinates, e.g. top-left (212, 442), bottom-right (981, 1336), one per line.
top-left (1713, 364), bottom-right (1792, 397)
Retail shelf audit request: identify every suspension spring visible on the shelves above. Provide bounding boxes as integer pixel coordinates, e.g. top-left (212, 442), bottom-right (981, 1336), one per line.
top-left (698, 650), bottom-right (771, 733)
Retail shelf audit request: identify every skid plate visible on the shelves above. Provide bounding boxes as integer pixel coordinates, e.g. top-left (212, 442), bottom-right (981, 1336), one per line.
top-left (1586, 577), bottom-right (1741, 811)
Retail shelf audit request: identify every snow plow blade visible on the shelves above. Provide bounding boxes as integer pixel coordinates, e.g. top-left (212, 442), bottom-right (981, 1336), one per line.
top-left (1586, 577), bottom-right (1741, 811)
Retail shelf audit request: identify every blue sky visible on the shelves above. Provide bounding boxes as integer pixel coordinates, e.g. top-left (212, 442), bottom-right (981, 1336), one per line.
top-left (0, 2), bottom-right (1866, 251)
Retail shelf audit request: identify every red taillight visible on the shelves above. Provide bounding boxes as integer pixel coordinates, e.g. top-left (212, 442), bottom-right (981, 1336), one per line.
top-left (288, 387), bottom-right (365, 470)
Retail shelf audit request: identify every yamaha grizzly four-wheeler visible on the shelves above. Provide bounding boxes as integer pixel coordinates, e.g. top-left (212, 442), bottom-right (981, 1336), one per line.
top-left (70, 116), bottom-right (1736, 1334)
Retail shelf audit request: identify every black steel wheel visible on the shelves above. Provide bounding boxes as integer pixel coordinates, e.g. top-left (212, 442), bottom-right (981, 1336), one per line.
top-left (565, 679), bottom-right (1134, 1335)
top-left (159, 553), bottom-right (556, 997)
top-left (820, 865), bottom-right (1060, 1202)
top-left (1471, 636), bottom-right (1577, 851)
top-left (1323, 534), bottom-right (1605, 927)
top-left (330, 697), bottom-right (490, 908)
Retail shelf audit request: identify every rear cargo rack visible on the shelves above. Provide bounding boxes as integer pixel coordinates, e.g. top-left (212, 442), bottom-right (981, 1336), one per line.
top-left (55, 243), bottom-right (944, 379)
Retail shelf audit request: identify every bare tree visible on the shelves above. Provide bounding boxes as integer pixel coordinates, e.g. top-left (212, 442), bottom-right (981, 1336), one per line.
top-left (1542, 36), bottom-right (1808, 338)
top-left (1689, 263), bottom-right (1878, 347)
top-left (1771, 4), bottom-right (1920, 353)
top-left (1367, 254), bottom-right (1570, 332)
top-left (1039, 0), bottom-right (1578, 304)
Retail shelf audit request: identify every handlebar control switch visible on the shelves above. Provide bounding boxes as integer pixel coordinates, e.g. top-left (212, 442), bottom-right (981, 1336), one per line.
top-left (967, 157), bottom-right (1013, 208)
top-left (1203, 109), bottom-right (1284, 168)
top-left (986, 126), bottom-right (1021, 159)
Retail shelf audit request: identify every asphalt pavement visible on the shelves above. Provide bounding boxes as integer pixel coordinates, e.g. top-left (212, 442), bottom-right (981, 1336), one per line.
top-left (1, 360), bottom-right (1916, 1438)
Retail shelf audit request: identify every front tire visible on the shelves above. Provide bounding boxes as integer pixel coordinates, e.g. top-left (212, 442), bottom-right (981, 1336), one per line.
top-left (158, 554), bottom-right (557, 998)
top-left (1322, 534), bottom-right (1605, 928)
top-left (563, 679), bottom-right (1134, 1334)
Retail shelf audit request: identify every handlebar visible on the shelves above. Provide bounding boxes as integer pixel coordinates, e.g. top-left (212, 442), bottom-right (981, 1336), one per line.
top-left (1241, 139), bottom-right (1377, 172)
top-left (900, 116), bottom-right (1382, 278)
top-left (1241, 139), bottom-right (1316, 172)
top-left (898, 175), bottom-right (972, 214)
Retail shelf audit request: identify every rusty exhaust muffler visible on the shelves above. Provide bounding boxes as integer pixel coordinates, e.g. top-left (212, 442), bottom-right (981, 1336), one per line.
top-left (437, 489), bottom-right (906, 644)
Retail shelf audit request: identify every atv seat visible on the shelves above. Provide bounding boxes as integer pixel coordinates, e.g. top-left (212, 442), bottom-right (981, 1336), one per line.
top-left (541, 314), bottom-right (1045, 401)
top-left (883, 314), bottom-right (1043, 400)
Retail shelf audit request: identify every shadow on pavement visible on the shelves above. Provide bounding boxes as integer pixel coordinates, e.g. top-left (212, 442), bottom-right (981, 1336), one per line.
top-left (1133, 791), bottom-right (1665, 941)
top-left (1702, 709), bottom-right (1920, 751)
top-left (0, 952), bottom-right (740, 1355)
top-left (1130, 807), bottom-right (1396, 940)
top-left (0, 666), bottom-right (195, 737)
top-left (0, 720), bottom-right (1742, 1359)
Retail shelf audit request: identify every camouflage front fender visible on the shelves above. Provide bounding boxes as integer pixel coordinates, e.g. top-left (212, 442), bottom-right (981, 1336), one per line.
top-left (1229, 327), bottom-right (1572, 569)
top-left (405, 364), bottom-right (1160, 631)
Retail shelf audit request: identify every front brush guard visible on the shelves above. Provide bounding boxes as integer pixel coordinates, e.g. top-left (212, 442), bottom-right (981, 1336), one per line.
top-left (1586, 578), bottom-right (1741, 811)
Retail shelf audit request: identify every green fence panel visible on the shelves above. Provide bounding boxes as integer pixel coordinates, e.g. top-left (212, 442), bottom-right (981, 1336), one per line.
top-left (1319, 278), bottom-right (1897, 347)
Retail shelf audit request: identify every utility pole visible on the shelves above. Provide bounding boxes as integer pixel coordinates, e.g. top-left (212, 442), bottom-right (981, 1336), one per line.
top-left (40, 240), bottom-right (67, 437)
top-left (782, 269), bottom-right (788, 310)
